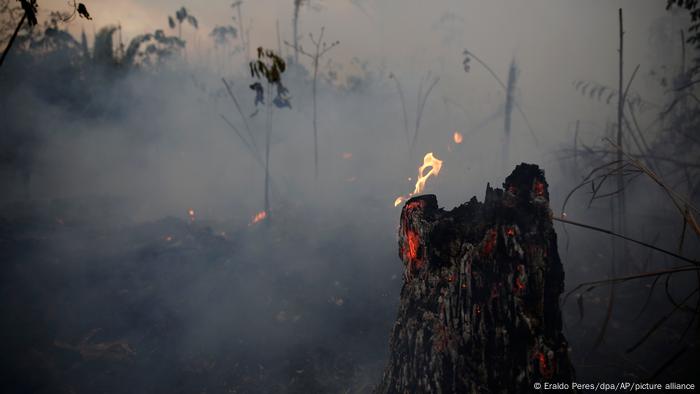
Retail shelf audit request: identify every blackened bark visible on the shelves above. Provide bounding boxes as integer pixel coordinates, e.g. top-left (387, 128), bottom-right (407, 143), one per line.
top-left (377, 164), bottom-right (574, 393)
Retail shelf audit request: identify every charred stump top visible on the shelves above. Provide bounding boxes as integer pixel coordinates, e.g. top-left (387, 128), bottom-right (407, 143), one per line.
top-left (377, 163), bottom-right (574, 394)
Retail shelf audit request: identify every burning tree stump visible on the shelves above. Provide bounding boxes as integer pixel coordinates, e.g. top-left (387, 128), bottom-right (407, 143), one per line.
top-left (377, 164), bottom-right (574, 393)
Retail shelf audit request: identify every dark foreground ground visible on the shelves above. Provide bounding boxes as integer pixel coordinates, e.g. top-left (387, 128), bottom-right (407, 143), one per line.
top-left (0, 197), bottom-right (400, 393)
top-left (0, 196), bottom-right (698, 393)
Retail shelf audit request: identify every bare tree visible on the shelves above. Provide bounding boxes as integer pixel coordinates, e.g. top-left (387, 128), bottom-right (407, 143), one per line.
top-left (286, 27), bottom-right (339, 179)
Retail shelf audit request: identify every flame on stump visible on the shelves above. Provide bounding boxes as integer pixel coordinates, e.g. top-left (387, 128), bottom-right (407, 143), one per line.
top-left (378, 163), bottom-right (574, 393)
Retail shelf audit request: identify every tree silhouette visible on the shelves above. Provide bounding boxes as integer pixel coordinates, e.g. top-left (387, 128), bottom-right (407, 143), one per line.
top-left (286, 27), bottom-right (339, 179)
top-left (168, 6), bottom-right (198, 40)
top-left (1, 0), bottom-right (92, 68)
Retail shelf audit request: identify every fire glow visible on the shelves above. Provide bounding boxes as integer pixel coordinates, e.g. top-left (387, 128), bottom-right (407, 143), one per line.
top-left (453, 132), bottom-right (463, 144)
top-left (249, 210), bottom-right (267, 225)
top-left (187, 209), bottom-right (196, 222)
top-left (394, 152), bottom-right (443, 207)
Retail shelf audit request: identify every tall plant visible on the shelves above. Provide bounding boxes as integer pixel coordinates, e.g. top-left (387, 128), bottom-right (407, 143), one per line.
top-left (249, 47), bottom-right (290, 220)
top-left (286, 27), bottom-right (339, 179)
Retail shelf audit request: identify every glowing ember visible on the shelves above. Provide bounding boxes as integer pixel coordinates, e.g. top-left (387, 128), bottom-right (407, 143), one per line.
top-left (394, 152), bottom-right (443, 207)
top-left (400, 199), bottom-right (426, 280)
top-left (453, 131), bottom-right (463, 144)
top-left (482, 228), bottom-right (498, 256)
top-left (536, 351), bottom-right (555, 379)
top-left (249, 210), bottom-right (267, 225)
top-left (342, 152), bottom-right (353, 159)
top-left (534, 180), bottom-right (545, 197)
top-left (187, 209), bottom-right (196, 221)
top-left (405, 230), bottom-right (420, 261)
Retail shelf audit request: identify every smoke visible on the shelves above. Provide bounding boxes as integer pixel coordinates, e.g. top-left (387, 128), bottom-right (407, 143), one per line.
top-left (1, 0), bottom-right (697, 392)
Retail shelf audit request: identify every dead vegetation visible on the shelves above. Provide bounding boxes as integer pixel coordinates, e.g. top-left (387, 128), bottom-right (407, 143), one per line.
top-left (555, 6), bottom-right (700, 382)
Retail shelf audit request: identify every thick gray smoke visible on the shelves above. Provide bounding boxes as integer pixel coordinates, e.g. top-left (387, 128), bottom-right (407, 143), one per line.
top-left (0, 1), bottom-right (697, 393)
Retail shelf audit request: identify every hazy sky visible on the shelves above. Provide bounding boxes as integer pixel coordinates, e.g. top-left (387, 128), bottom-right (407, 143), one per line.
top-left (10, 0), bottom-right (688, 213)
top-left (38, 0), bottom-right (683, 132)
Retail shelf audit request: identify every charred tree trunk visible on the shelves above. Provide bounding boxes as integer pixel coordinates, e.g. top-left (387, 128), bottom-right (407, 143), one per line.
top-left (377, 164), bottom-right (574, 393)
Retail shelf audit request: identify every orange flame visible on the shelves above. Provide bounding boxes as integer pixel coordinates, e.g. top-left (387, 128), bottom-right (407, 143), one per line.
top-left (249, 210), bottom-right (267, 225)
top-left (453, 132), bottom-right (463, 144)
top-left (394, 152), bottom-right (443, 207)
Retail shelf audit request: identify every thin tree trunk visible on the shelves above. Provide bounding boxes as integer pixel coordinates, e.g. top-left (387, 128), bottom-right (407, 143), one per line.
top-left (313, 57), bottom-right (318, 179)
top-left (616, 8), bottom-right (628, 272)
top-left (0, 13), bottom-right (27, 69)
top-left (293, 4), bottom-right (300, 64)
top-left (265, 83), bottom-right (272, 221)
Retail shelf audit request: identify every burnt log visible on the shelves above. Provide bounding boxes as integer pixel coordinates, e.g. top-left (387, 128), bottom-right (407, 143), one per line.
top-left (377, 164), bottom-right (574, 393)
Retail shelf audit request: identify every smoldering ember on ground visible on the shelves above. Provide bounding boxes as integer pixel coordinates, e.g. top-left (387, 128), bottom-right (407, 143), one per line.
top-left (0, 1), bottom-right (699, 393)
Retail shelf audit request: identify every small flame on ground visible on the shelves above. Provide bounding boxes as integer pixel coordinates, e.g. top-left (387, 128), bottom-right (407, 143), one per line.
top-left (164, 235), bottom-right (173, 242)
top-left (249, 210), bottom-right (267, 225)
top-left (394, 152), bottom-right (443, 207)
top-left (187, 209), bottom-right (196, 221)
top-left (453, 132), bottom-right (463, 144)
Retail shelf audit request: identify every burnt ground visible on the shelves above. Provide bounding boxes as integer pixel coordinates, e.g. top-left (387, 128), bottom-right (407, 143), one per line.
top-left (0, 197), bottom-right (399, 393)
top-left (0, 195), bottom-right (698, 393)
